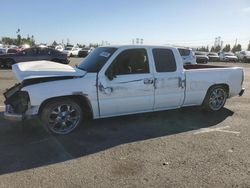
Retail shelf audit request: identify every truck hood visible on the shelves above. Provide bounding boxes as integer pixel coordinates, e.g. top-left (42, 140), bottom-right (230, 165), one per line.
top-left (12, 60), bottom-right (86, 81)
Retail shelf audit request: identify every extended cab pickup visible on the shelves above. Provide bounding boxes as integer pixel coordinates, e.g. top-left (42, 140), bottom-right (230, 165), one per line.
top-left (4, 45), bottom-right (245, 134)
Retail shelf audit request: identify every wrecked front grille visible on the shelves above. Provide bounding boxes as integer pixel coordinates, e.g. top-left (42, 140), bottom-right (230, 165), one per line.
top-left (4, 83), bottom-right (30, 113)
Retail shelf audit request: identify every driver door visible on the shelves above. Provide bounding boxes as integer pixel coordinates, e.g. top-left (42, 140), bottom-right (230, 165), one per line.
top-left (98, 48), bottom-right (155, 117)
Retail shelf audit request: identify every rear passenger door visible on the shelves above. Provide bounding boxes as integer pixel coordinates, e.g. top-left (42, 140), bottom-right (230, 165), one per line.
top-left (16, 48), bottom-right (37, 62)
top-left (152, 48), bottom-right (185, 110)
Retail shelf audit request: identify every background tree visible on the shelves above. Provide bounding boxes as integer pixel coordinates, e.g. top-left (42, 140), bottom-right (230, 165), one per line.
top-left (196, 46), bottom-right (209, 52)
top-left (89, 43), bottom-right (99, 48)
top-left (31, 35), bottom-right (35, 46)
top-left (210, 46), bottom-right (215, 52)
top-left (78, 44), bottom-right (86, 48)
top-left (52, 40), bottom-right (58, 46)
top-left (222, 44), bottom-right (231, 52)
top-left (17, 34), bottom-right (21, 45)
top-left (232, 44), bottom-right (241, 53)
top-left (214, 45), bottom-right (221, 52)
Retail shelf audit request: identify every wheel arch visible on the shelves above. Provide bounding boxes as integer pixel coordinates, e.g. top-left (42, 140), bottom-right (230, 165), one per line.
top-left (38, 95), bottom-right (93, 119)
top-left (203, 83), bottom-right (229, 105)
top-left (207, 83), bottom-right (229, 97)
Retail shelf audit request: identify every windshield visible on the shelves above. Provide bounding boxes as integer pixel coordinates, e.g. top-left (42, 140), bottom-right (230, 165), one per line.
top-left (65, 47), bottom-right (72, 50)
top-left (178, 48), bottom-right (191, 56)
top-left (77, 47), bottom-right (117, 72)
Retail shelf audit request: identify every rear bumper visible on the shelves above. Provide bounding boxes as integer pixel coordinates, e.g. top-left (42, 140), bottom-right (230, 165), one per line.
top-left (239, 88), bottom-right (245, 96)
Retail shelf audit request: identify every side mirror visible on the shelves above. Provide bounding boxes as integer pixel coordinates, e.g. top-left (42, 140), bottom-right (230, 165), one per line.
top-left (105, 65), bottom-right (116, 80)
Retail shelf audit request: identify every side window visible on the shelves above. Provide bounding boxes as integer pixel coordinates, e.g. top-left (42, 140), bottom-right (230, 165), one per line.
top-left (178, 49), bottom-right (190, 56)
top-left (40, 48), bottom-right (49, 55)
top-left (112, 49), bottom-right (149, 75)
top-left (24, 48), bottom-right (35, 56)
top-left (50, 49), bottom-right (58, 55)
top-left (153, 49), bottom-right (177, 72)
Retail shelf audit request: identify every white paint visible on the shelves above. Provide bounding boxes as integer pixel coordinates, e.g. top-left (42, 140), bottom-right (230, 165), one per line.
top-left (12, 60), bottom-right (86, 81)
top-left (9, 45), bottom-right (244, 120)
top-left (194, 126), bottom-right (240, 135)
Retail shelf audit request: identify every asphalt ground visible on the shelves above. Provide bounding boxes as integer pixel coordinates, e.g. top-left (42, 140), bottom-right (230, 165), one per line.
top-left (0, 58), bottom-right (249, 188)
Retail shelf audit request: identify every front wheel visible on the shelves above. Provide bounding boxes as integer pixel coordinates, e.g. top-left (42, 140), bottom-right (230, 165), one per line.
top-left (202, 86), bottom-right (227, 111)
top-left (40, 99), bottom-right (83, 134)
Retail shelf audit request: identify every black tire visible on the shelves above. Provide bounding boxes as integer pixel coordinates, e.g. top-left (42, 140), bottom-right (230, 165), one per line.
top-left (243, 57), bottom-right (247, 63)
top-left (5, 59), bottom-right (15, 69)
top-left (202, 86), bottom-right (227, 111)
top-left (40, 98), bottom-right (83, 134)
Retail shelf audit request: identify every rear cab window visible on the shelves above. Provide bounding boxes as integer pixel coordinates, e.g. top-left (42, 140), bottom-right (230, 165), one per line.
top-left (178, 48), bottom-right (191, 56)
top-left (152, 48), bottom-right (177, 72)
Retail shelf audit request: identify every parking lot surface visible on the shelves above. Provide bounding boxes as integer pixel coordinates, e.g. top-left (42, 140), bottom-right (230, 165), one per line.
top-left (0, 58), bottom-right (249, 187)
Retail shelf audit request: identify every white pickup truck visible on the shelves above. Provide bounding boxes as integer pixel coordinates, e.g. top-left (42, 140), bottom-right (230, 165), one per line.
top-left (4, 45), bottom-right (245, 134)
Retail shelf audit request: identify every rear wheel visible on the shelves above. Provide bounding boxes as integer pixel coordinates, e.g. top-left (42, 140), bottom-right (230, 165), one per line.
top-left (40, 99), bottom-right (83, 134)
top-left (202, 86), bottom-right (227, 111)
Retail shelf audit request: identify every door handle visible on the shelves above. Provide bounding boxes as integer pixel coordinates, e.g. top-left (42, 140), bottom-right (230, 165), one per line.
top-left (144, 78), bottom-right (154, 84)
top-left (99, 83), bottom-right (113, 95)
top-left (178, 77), bottom-right (185, 88)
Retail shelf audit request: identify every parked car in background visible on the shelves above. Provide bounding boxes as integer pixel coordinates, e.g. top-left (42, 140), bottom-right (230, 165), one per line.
top-left (78, 48), bottom-right (90, 57)
top-left (0, 47), bottom-right (69, 68)
top-left (6, 48), bottom-right (18, 54)
top-left (207, 52), bottom-right (220, 62)
top-left (194, 51), bottom-right (209, 63)
top-left (0, 48), bottom-right (7, 54)
top-left (63, 45), bottom-right (81, 57)
top-left (218, 52), bottom-right (238, 62)
top-left (177, 47), bottom-right (197, 65)
top-left (236, 51), bottom-right (250, 63)
top-left (55, 45), bottom-right (64, 52)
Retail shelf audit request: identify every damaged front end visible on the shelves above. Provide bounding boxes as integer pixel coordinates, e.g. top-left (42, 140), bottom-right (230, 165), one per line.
top-left (4, 83), bottom-right (30, 121)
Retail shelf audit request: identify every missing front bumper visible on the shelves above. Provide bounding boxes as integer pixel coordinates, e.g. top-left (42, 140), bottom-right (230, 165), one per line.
top-left (4, 105), bottom-right (23, 121)
top-left (4, 105), bottom-right (37, 121)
